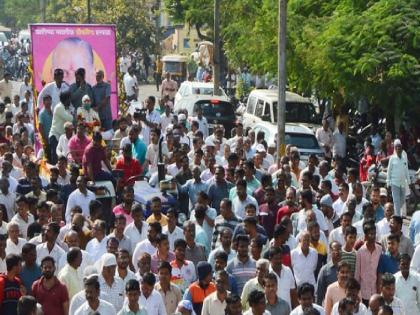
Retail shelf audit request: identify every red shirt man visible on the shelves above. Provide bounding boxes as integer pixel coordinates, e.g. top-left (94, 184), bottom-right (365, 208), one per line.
top-left (32, 257), bottom-right (69, 315)
top-left (82, 132), bottom-right (113, 181)
top-left (0, 254), bottom-right (24, 315)
top-left (68, 124), bottom-right (91, 164)
top-left (115, 143), bottom-right (143, 186)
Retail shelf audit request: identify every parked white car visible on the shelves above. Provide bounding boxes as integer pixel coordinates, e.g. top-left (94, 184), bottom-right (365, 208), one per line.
top-left (174, 81), bottom-right (228, 112)
top-left (252, 121), bottom-right (324, 161)
top-left (242, 89), bottom-right (321, 132)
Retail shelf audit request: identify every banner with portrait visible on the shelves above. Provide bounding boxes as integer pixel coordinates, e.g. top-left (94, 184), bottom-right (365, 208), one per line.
top-left (30, 23), bottom-right (118, 118)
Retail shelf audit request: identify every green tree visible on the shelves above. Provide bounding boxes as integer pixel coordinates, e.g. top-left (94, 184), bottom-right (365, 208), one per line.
top-left (0, 0), bottom-right (40, 29)
top-left (221, 0), bottom-right (420, 122)
top-left (45, 0), bottom-right (158, 54)
top-left (164, 0), bottom-right (213, 40)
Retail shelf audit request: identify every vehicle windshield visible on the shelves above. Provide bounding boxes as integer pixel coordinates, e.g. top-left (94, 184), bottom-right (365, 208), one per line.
top-left (273, 101), bottom-right (320, 124)
top-left (163, 61), bottom-right (183, 73)
top-left (193, 100), bottom-right (235, 117)
top-left (285, 133), bottom-right (320, 150)
top-left (192, 87), bottom-right (225, 96)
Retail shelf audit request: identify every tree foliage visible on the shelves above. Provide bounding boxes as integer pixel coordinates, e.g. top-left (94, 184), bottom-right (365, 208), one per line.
top-left (0, 0), bottom-right (40, 29)
top-left (0, 0), bottom-right (159, 55)
top-left (44, 0), bottom-right (158, 54)
top-left (166, 0), bottom-right (420, 116)
top-left (164, 0), bottom-right (213, 40)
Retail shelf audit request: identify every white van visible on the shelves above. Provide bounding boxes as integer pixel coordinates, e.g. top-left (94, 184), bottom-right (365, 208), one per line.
top-left (18, 30), bottom-right (30, 43)
top-left (242, 89), bottom-right (321, 131)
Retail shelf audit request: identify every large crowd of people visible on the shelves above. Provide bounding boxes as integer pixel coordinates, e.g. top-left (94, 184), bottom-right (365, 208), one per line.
top-left (0, 61), bottom-right (418, 315)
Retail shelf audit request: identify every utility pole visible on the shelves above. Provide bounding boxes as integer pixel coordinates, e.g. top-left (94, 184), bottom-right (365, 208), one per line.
top-left (40, 0), bottom-right (46, 22)
top-left (213, 0), bottom-right (221, 96)
top-left (87, 0), bottom-right (92, 23)
top-left (277, 0), bottom-right (287, 160)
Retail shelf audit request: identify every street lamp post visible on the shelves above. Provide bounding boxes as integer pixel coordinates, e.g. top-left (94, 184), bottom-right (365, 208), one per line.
top-left (277, 0), bottom-right (287, 160)
top-left (87, 0), bottom-right (92, 23)
top-left (40, 0), bottom-right (46, 22)
top-left (213, 0), bottom-right (221, 96)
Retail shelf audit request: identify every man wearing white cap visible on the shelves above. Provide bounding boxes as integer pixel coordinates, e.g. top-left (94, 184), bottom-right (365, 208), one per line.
top-left (76, 94), bottom-right (100, 125)
top-left (387, 139), bottom-right (411, 216)
top-left (379, 187), bottom-right (388, 207)
top-left (98, 253), bottom-right (125, 312)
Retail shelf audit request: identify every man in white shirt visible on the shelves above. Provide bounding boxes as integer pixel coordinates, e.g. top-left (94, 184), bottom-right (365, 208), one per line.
top-left (86, 220), bottom-right (109, 262)
top-left (380, 273), bottom-right (405, 315)
top-left (296, 190), bottom-right (328, 233)
top-left (139, 272), bottom-right (167, 315)
top-left (1, 161), bottom-right (18, 193)
top-left (332, 122), bottom-right (346, 159)
top-left (98, 253), bottom-right (125, 312)
top-left (160, 103), bottom-right (173, 134)
top-left (202, 270), bottom-right (229, 315)
top-left (120, 278), bottom-right (148, 315)
top-left (162, 209), bottom-right (184, 251)
top-left (387, 139), bottom-right (411, 216)
top-left (37, 68), bottom-right (70, 109)
top-left (316, 119), bottom-right (333, 159)
top-left (65, 176), bottom-right (96, 223)
top-left (141, 96), bottom-right (161, 146)
top-left (0, 234), bottom-right (6, 273)
top-left (243, 290), bottom-right (271, 315)
top-left (377, 203), bottom-right (394, 237)
top-left (329, 212), bottom-right (353, 246)
top-left (56, 122), bottom-right (74, 159)
top-left (290, 283), bottom-right (325, 315)
top-left (119, 54), bottom-right (131, 74)
top-left (0, 73), bottom-right (12, 100)
top-left (48, 90), bottom-right (73, 164)
top-left (36, 222), bottom-right (65, 267)
top-left (115, 249), bottom-right (137, 287)
top-left (395, 254), bottom-right (420, 314)
top-left (57, 247), bottom-right (84, 300)
top-left (0, 177), bottom-right (16, 221)
top-left (332, 183), bottom-right (349, 218)
top-left (123, 68), bottom-right (138, 101)
top-left (268, 247), bottom-right (297, 309)
top-left (232, 179), bottom-right (259, 220)
top-left (352, 182), bottom-right (369, 215)
top-left (291, 231), bottom-right (318, 287)
top-left (19, 75), bottom-right (32, 99)
top-left (132, 222), bottom-right (161, 271)
top-left (193, 107), bottom-right (209, 139)
top-left (74, 276), bottom-right (117, 315)
top-left (124, 204), bottom-right (149, 253)
top-left (10, 195), bottom-right (34, 239)
top-left (5, 222), bottom-right (27, 255)
top-left (58, 230), bottom-right (94, 272)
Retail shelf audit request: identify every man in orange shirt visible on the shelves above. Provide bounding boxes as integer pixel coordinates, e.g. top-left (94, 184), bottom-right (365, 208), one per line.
top-left (183, 261), bottom-right (216, 315)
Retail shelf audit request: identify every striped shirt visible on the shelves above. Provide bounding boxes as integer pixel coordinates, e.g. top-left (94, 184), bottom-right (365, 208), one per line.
top-left (226, 257), bottom-right (256, 294)
top-left (340, 249), bottom-right (357, 275)
top-left (212, 214), bottom-right (241, 249)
